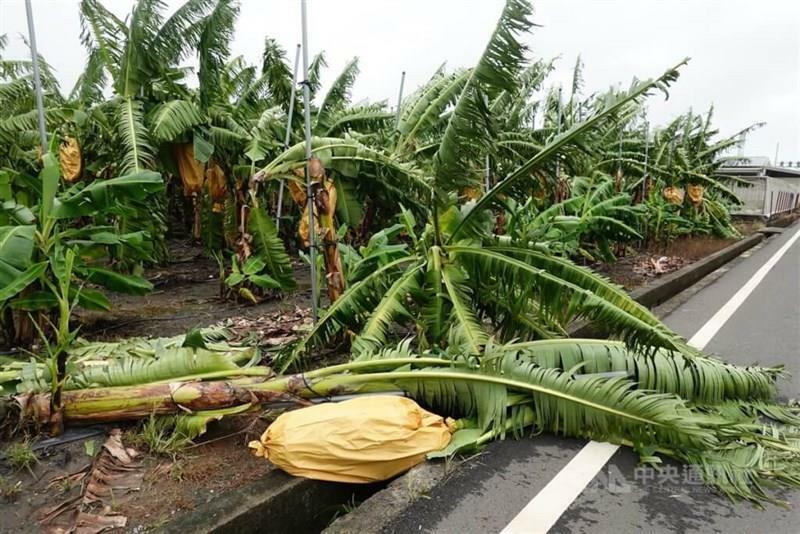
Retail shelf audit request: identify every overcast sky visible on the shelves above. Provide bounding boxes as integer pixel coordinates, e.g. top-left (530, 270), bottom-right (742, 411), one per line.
top-left (2, 0), bottom-right (798, 161)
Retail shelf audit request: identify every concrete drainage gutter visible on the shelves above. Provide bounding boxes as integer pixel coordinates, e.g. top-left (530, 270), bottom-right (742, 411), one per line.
top-left (165, 228), bottom-right (785, 534)
top-left (163, 468), bottom-right (382, 534)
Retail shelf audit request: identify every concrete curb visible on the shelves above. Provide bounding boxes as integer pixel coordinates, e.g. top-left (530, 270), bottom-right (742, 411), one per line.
top-left (324, 463), bottom-right (449, 534)
top-left (323, 230), bottom-right (777, 534)
top-left (629, 232), bottom-right (764, 308)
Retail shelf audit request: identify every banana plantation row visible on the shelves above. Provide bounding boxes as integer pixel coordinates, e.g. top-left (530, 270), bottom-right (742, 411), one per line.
top-left (1, 0), bottom-right (797, 508)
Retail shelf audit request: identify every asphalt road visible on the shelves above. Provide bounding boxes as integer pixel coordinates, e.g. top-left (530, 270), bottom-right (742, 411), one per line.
top-left (384, 224), bottom-right (800, 534)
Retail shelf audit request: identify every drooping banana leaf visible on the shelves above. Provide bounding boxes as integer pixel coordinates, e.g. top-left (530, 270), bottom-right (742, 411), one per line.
top-left (15, 346), bottom-right (260, 392)
top-left (79, 267), bottom-right (153, 295)
top-left (248, 204), bottom-right (295, 289)
top-left (51, 170), bottom-right (163, 219)
top-left (500, 339), bottom-right (779, 404)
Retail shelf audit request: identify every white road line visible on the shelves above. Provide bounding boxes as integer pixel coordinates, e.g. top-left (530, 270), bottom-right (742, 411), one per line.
top-left (688, 226), bottom-right (800, 348)
top-left (501, 441), bottom-right (620, 534)
top-left (500, 225), bottom-right (800, 534)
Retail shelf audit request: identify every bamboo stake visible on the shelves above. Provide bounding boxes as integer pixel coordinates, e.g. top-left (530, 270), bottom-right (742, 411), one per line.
top-left (485, 154), bottom-right (491, 192)
top-left (275, 44), bottom-right (302, 230)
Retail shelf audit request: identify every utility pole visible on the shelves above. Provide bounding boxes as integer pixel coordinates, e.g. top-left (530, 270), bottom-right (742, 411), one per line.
top-left (394, 71), bottom-right (406, 129)
top-left (24, 0), bottom-right (47, 151)
top-left (300, 0), bottom-right (318, 324)
top-left (275, 43), bottom-right (301, 230)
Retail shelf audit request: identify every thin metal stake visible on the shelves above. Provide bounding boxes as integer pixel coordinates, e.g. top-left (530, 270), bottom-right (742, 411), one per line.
top-left (300, 0), bottom-right (318, 324)
top-left (484, 154), bottom-right (491, 192)
top-left (642, 119), bottom-right (649, 200)
top-left (554, 86), bottom-right (563, 180)
top-left (24, 0), bottom-right (47, 151)
top-left (394, 71), bottom-right (406, 129)
top-left (275, 43), bottom-right (301, 230)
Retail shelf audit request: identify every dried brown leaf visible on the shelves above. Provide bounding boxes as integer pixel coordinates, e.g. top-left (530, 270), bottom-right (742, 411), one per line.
top-left (38, 429), bottom-right (142, 533)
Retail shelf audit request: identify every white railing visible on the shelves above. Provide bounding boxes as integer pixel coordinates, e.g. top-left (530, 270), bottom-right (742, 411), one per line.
top-left (730, 177), bottom-right (800, 217)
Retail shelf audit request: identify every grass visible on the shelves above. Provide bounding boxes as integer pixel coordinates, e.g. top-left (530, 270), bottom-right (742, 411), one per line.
top-left (3, 439), bottom-right (39, 473)
top-left (328, 494), bottom-right (360, 524)
top-left (126, 414), bottom-right (189, 456)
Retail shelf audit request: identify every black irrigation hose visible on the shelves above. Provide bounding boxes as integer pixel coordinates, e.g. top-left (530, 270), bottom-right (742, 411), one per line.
top-left (86, 314), bottom-right (207, 335)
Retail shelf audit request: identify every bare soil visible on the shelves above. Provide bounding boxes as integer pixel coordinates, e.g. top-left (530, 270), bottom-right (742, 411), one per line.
top-left (75, 239), bottom-right (313, 342)
top-left (595, 235), bottom-right (739, 290)
top-left (1, 415), bottom-right (273, 533)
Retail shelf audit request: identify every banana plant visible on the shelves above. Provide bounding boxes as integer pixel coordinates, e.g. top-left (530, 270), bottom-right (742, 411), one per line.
top-left (0, 151), bottom-right (163, 347)
top-left (72, 0), bottom-right (244, 259)
top-left (506, 173), bottom-right (645, 261)
top-left (0, 149), bottom-right (161, 432)
top-left (257, 136), bottom-right (430, 302)
top-left (606, 109), bottom-right (761, 238)
top-left (220, 195), bottom-right (295, 304)
top-left (280, 0), bottom-right (692, 367)
top-left (0, 34), bottom-right (83, 175)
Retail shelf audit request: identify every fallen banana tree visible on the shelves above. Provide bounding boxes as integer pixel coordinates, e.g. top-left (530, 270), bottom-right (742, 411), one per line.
top-left (3, 337), bottom-right (799, 505)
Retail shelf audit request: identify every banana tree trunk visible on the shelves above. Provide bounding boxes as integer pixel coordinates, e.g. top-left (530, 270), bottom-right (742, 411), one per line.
top-left (191, 194), bottom-right (201, 240)
top-left (14, 377), bottom-right (284, 424)
top-left (315, 180), bottom-right (345, 302)
top-left (10, 288), bottom-right (50, 347)
top-left (9, 372), bottom-right (396, 426)
top-left (290, 158), bottom-right (346, 303)
top-left (173, 144), bottom-right (205, 240)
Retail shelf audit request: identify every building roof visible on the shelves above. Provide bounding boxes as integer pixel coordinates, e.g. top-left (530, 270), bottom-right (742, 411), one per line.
top-left (717, 163), bottom-right (800, 179)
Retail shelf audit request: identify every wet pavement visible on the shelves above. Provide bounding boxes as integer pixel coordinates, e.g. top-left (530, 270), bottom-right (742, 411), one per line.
top-left (385, 223), bottom-right (800, 533)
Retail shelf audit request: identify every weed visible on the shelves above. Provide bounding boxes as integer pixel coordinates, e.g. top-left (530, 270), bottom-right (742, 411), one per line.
top-left (404, 475), bottom-right (431, 502)
top-left (56, 476), bottom-right (73, 495)
top-left (3, 439), bottom-right (39, 473)
top-left (443, 454), bottom-right (454, 475)
top-left (0, 476), bottom-right (22, 502)
top-left (340, 495), bottom-right (359, 515)
top-left (328, 495), bottom-right (360, 524)
top-left (169, 460), bottom-right (186, 482)
top-left (149, 516), bottom-right (171, 531)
